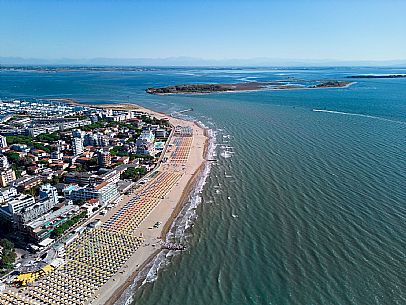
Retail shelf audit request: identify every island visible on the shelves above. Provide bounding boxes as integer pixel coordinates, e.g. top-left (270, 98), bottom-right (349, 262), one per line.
top-left (347, 74), bottom-right (406, 79)
top-left (146, 80), bottom-right (353, 95)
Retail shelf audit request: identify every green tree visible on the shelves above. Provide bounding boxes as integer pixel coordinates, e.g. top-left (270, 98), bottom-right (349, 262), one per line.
top-left (35, 132), bottom-right (61, 142)
top-left (0, 239), bottom-right (16, 270)
top-left (121, 167), bottom-right (146, 181)
top-left (6, 135), bottom-right (33, 145)
top-left (51, 211), bottom-right (87, 237)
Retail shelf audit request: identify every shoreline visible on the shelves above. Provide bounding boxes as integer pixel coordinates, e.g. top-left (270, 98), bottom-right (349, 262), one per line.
top-left (85, 104), bottom-right (209, 305)
top-left (104, 150), bottom-right (208, 305)
top-left (104, 127), bottom-right (209, 305)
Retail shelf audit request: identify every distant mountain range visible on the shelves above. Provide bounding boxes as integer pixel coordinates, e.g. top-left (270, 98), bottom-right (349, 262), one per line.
top-left (0, 56), bottom-right (405, 67)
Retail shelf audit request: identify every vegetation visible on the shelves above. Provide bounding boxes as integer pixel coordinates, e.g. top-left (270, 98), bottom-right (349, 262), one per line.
top-left (23, 186), bottom-right (40, 197)
top-left (49, 175), bottom-right (63, 186)
top-left (37, 159), bottom-right (50, 165)
top-left (6, 135), bottom-right (33, 145)
top-left (146, 84), bottom-right (232, 94)
top-left (66, 163), bottom-right (85, 172)
top-left (78, 158), bottom-right (98, 172)
top-left (73, 199), bottom-right (86, 206)
top-left (5, 151), bottom-right (20, 164)
top-left (139, 115), bottom-right (166, 125)
top-left (121, 167), bottom-right (146, 181)
top-left (7, 153), bottom-right (33, 177)
top-left (35, 132), bottom-right (61, 142)
top-left (80, 120), bottom-right (107, 131)
top-left (51, 211), bottom-right (87, 237)
top-left (0, 239), bottom-right (16, 271)
top-left (12, 166), bottom-right (22, 178)
top-left (32, 142), bottom-right (52, 153)
top-left (5, 135), bottom-right (55, 153)
top-left (110, 146), bottom-right (129, 157)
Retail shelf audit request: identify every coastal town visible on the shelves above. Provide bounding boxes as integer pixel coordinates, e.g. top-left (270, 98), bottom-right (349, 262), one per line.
top-left (0, 99), bottom-right (207, 305)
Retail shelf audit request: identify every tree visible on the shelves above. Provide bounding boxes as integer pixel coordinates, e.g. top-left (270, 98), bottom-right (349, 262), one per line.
top-left (121, 167), bottom-right (146, 181)
top-left (5, 135), bottom-right (33, 145)
top-left (33, 142), bottom-right (52, 153)
top-left (35, 132), bottom-right (61, 143)
top-left (51, 211), bottom-right (87, 237)
top-left (0, 239), bottom-right (16, 270)
top-left (5, 151), bottom-right (20, 164)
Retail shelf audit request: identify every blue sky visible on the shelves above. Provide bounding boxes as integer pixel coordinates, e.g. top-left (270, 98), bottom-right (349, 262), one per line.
top-left (0, 0), bottom-right (405, 62)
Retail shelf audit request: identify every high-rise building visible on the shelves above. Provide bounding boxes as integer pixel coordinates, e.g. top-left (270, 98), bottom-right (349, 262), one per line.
top-left (63, 181), bottom-right (119, 206)
top-left (98, 149), bottom-right (111, 167)
top-left (0, 169), bottom-right (16, 187)
top-left (136, 130), bottom-right (155, 155)
top-left (0, 155), bottom-right (10, 169)
top-left (84, 133), bottom-right (96, 146)
top-left (72, 137), bottom-right (84, 155)
top-left (72, 129), bottom-right (85, 155)
top-left (0, 155), bottom-right (15, 187)
top-left (0, 135), bottom-right (7, 148)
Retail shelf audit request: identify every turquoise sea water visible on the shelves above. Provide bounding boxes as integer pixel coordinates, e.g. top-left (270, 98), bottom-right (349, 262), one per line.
top-left (1, 67), bottom-right (405, 305)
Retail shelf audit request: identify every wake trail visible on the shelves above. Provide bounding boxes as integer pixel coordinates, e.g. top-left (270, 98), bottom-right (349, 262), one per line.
top-left (313, 109), bottom-right (406, 125)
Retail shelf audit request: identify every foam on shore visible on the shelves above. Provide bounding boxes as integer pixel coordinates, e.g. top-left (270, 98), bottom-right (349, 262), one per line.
top-left (114, 124), bottom-right (217, 305)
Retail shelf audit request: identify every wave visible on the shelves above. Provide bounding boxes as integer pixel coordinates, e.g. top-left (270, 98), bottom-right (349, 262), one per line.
top-left (312, 109), bottom-right (406, 125)
top-left (115, 123), bottom-right (217, 305)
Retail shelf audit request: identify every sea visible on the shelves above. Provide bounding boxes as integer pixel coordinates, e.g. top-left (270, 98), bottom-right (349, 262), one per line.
top-left (0, 66), bottom-right (405, 305)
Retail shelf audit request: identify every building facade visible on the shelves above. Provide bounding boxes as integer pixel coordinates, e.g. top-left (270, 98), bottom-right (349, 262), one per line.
top-left (0, 135), bottom-right (7, 148)
top-left (63, 182), bottom-right (119, 206)
top-left (98, 150), bottom-right (111, 167)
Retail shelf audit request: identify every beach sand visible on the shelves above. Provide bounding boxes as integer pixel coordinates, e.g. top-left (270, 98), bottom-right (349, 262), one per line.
top-left (88, 107), bottom-right (208, 305)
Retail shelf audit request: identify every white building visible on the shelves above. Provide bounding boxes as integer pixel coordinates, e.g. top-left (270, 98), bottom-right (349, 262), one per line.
top-left (0, 155), bottom-right (9, 168)
top-left (155, 128), bottom-right (168, 138)
top-left (63, 181), bottom-right (119, 206)
top-left (0, 168), bottom-right (16, 187)
top-left (71, 129), bottom-right (84, 155)
top-left (0, 185), bottom-right (59, 227)
top-left (39, 184), bottom-right (59, 205)
top-left (0, 192), bottom-right (35, 223)
top-left (72, 137), bottom-right (84, 156)
top-left (0, 155), bottom-right (16, 187)
top-left (136, 130), bottom-right (155, 155)
top-left (0, 187), bottom-right (18, 204)
top-left (0, 135), bottom-right (7, 147)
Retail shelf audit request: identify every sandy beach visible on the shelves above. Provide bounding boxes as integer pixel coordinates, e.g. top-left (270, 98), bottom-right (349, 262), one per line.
top-left (87, 106), bottom-right (208, 305)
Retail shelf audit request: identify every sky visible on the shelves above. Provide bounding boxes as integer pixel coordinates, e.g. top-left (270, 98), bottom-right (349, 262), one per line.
top-left (0, 0), bottom-right (405, 64)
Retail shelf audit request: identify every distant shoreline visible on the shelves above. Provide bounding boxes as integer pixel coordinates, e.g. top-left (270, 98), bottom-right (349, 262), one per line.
top-left (146, 80), bottom-right (354, 95)
top-left (347, 74), bottom-right (406, 79)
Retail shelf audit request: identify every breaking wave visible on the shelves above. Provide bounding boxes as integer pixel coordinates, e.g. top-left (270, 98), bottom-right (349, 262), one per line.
top-left (115, 123), bottom-right (217, 305)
